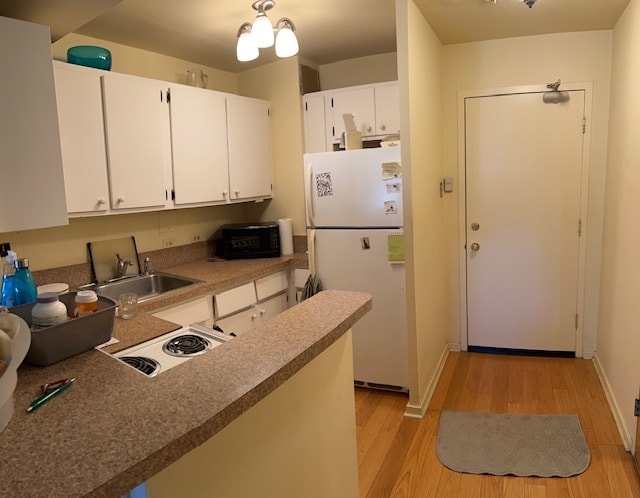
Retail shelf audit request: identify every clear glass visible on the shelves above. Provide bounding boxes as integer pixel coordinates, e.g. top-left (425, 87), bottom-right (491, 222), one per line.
top-left (119, 293), bottom-right (138, 320)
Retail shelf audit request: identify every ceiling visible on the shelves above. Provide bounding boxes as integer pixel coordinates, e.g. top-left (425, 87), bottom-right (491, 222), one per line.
top-left (0, 0), bottom-right (631, 73)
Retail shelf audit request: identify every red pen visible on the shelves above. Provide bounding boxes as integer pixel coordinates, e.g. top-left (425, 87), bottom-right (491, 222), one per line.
top-left (41, 378), bottom-right (73, 393)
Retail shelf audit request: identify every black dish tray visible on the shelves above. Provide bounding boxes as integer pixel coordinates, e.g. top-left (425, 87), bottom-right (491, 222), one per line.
top-left (10, 293), bottom-right (117, 367)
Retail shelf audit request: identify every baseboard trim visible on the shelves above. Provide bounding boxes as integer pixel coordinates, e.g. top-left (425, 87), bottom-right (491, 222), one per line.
top-left (592, 353), bottom-right (633, 451)
top-left (404, 343), bottom-right (450, 419)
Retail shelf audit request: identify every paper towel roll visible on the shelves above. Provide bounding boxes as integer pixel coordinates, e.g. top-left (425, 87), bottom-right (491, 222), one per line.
top-left (278, 218), bottom-right (294, 256)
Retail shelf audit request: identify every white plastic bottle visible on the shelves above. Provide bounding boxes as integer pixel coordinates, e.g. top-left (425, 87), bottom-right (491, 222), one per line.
top-left (31, 292), bottom-right (68, 329)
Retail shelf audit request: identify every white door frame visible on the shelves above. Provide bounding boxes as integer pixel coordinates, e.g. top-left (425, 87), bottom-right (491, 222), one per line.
top-left (457, 82), bottom-right (594, 357)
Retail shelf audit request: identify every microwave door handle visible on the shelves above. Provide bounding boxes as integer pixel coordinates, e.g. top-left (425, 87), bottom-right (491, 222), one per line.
top-left (306, 162), bottom-right (316, 229)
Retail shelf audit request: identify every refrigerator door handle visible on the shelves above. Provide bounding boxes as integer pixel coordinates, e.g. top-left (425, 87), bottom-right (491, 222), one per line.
top-left (306, 163), bottom-right (316, 229)
top-left (308, 228), bottom-right (317, 277)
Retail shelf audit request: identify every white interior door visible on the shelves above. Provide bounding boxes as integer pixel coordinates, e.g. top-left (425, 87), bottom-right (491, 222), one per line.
top-left (465, 91), bottom-right (585, 352)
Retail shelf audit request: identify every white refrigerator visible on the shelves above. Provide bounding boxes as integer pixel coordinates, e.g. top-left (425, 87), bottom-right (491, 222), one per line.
top-left (304, 147), bottom-right (408, 391)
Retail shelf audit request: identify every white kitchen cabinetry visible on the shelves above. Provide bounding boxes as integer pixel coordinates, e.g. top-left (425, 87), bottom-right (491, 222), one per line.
top-left (302, 93), bottom-right (327, 154)
top-left (374, 84), bottom-right (400, 137)
top-left (53, 62), bottom-right (110, 215)
top-left (0, 17), bottom-right (68, 232)
top-left (226, 96), bottom-right (273, 201)
top-left (169, 85), bottom-right (230, 206)
top-left (325, 87), bottom-right (376, 144)
top-left (214, 271), bottom-right (289, 337)
top-left (152, 296), bottom-right (214, 328)
top-left (302, 81), bottom-right (399, 152)
top-left (101, 72), bottom-right (172, 211)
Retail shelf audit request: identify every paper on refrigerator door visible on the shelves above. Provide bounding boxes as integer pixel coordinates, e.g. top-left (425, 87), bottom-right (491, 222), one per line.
top-left (388, 231), bottom-right (405, 264)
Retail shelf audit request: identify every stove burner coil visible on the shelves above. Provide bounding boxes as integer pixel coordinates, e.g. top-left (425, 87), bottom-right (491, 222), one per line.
top-left (120, 356), bottom-right (160, 376)
top-left (163, 334), bottom-right (211, 357)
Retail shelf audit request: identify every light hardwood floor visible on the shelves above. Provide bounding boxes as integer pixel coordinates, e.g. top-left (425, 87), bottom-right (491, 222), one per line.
top-left (356, 351), bottom-right (640, 497)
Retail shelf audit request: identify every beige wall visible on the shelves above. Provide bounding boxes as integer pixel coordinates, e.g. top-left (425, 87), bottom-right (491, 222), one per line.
top-left (52, 33), bottom-right (238, 93)
top-left (442, 31), bottom-right (613, 356)
top-left (147, 332), bottom-right (359, 498)
top-left (597, 0), bottom-right (640, 450)
top-left (397, 0), bottom-right (447, 413)
top-left (237, 57), bottom-right (306, 236)
top-left (319, 52), bottom-right (398, 90)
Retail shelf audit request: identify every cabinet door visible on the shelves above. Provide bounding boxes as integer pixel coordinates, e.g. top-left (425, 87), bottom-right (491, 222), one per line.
top-left (215, 306), bottom-right (259, 337)
top-left (102, 72), bottom-right (171, 210)
top-left (374, 84), bottom-right (400, 136)
top-left (303, 94), bottom-right (327, 153)
top-left (257, 293), bottom-right (288, 323)
top-left (152, 296), bottom-right (214, 327)
top-left (214, 282), bottom-right (257, 318)
top-left (226, 96), bottom-right (273, 201)
top-left (325, 87), bottom-right (375, 145)
top-left (169, 85), bottom-right (230, 205)
top-left (0, 17), bottom-right (68, 232)
top-left (54, 62), bottom-right (110, 215)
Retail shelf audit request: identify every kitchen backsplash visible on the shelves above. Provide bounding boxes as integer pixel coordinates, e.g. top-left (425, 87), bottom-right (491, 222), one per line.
top-left (32, 236), bottom-right (307, 291)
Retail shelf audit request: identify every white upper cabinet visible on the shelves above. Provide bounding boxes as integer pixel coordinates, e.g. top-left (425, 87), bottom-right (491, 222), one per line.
top-left (325, 87), bottom-right (376, 143)
top-left (303, 81), bottom-right (399, 152)
top-left (169, 85), bottom-right (229, 206)
top-left (374, 84), bottom-right (400, 136)
top-left (0, 17), bottom-right (68, 232)
top-left (226, 96), bottom-right (273, 201)
top-left (101, 72), bottom-right (171, 211)
top-left (53, 62), bottom-right (110, 215)
top-left (303, 93), bottom-right (328, 154)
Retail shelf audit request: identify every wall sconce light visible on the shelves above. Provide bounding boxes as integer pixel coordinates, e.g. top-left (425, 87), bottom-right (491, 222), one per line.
top-left (236, 0), bottom-right (299, 62)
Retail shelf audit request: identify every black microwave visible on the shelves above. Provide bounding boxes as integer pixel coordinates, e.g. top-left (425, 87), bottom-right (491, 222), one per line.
top-left (220, 222), bottom-right (280, 259)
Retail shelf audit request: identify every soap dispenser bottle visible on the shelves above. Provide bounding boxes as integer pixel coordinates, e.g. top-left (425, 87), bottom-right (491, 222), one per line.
top-left (13, 258), bottom-right (37, 306)
top-left (1, 251), bottom-right (17, 307)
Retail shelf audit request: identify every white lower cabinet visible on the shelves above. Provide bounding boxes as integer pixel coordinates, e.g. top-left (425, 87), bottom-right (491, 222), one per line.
top-left (151, 272), bottom-right (290, 337)
top-left (152, 296), bottom-right (214, 328)
top-left (214, 271), bottom-right (289, 337)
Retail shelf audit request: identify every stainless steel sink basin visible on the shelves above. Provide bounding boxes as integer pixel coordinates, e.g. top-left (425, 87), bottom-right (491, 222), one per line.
top-left (79, 272), bottom-right (204, 303)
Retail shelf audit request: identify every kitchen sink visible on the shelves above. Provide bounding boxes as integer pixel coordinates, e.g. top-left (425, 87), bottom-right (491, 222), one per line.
top-left (79, 272), bottom-right (204, 303)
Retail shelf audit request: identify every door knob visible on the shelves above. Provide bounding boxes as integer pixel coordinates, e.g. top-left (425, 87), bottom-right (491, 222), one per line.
top-left (471, 223), bottom-right (480, 231)
top-left (470, 242), bottom-right (480, 251)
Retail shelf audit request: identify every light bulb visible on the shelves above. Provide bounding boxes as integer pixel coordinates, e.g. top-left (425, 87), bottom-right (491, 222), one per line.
top-left (237, 23), bottom-right (259, 62)
top-left (275, 22), bottom-right (299, 58)
top-left (251, 13), bottom-right (274, 48)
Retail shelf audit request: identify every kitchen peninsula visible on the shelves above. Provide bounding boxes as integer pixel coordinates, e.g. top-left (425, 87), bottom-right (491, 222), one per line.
top-left (0, 255), bottom-right (372, 497)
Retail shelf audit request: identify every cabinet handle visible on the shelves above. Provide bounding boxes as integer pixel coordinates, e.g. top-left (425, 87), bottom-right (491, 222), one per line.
top-left (251, 313), bottom-right (258, 320)
top-left (116, 197), bottom-right (125, 205)
top-left (259, 308), bottom-right (266, 315)
top-left (380, 123), bottom-right (386, 131)
top-left (222, 190), bottom-right (228, 199)
top-left (234, 189), bottom-right (240, 198)
top-left (97, 198), bottom-right (106, 206)
top-left (365, 125), bottom-right (372, 133)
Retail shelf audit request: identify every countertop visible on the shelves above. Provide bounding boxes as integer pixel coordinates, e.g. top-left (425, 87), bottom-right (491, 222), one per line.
top-left (0, 255), bottom-right (371, 497)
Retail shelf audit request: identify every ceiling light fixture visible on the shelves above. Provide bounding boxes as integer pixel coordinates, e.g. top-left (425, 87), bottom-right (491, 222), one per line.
top-left (236, 0), bottom-right (299, 62)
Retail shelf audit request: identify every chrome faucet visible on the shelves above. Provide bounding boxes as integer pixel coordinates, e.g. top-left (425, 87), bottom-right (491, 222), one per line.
top-left (115, 253), bottom-right (134, 278)
top-left (142, 257), bottom-right (150, 275)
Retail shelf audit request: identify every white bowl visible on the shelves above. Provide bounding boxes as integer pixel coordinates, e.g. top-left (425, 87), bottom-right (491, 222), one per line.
top-left (0, 312), bottom-right (31, 433)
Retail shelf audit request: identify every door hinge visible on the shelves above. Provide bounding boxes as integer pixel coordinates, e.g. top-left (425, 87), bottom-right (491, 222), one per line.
top-left (171, 189), bottom-right (175, 201)
top-left (635, 399), bottom-right (640, 417)
top-left (331, 97), bottom-right (334, 108)
top-left (582, 116), bottom-right (586, 134)
top-left (332, 126), bottom-right (335, 137)
top-left (305, 102), bottom-right (308, 111)
top-left (578, 219), bottom-right (582, 236)
top-left (575, 313), bottom-right (579, 329)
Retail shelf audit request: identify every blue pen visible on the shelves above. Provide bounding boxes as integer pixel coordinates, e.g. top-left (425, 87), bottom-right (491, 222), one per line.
top-left (26, 378), bottom-right (75, 412)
